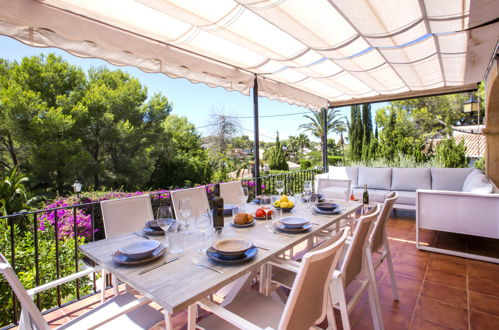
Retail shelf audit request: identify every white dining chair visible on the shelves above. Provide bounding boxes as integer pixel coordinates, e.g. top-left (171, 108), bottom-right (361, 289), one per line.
top-left (196, 227), bottom-right (349, 330)
top-left (100, 194), bottom-right (154, 299)
top-left (100, 194), bottom-right (154, 238)
top-left (317, 178), bottom-right (352, 202)
top-left (269, 205), bottom-right (384, 330)
top-left (170, 187), bottom-right (210, 222)
top-left (0, 252), bottom-right (163, 330)
top-left (219, 181), bottom-right (244, 205)
top-left (370, 192), bottom-right (399, 300)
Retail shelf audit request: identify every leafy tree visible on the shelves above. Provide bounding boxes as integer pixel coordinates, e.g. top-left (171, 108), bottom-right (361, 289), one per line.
top-left (435, 137), bottom-right (467, 168)
top-left (348, 105), bottom-right (363, 161)
top-left (267, 132), bottom-right (289, 170)
top-left (361, 103), bottom-right (373, 160)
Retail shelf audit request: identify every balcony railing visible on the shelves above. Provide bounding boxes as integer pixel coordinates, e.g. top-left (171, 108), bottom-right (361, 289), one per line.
top-left (0, 168), bottom-right (319, 328)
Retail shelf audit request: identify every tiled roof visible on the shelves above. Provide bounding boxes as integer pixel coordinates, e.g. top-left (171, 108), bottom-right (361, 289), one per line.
top-left (453, 131), bottom-right (485, 158)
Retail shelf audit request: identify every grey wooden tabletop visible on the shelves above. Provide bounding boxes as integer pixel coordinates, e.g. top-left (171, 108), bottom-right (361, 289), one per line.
top-left (79, 200), bottom-right (362, 313)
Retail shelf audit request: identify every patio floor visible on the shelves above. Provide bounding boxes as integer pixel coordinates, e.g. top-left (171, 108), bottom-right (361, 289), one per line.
top-left (33, 210), bottom-right (499, 329)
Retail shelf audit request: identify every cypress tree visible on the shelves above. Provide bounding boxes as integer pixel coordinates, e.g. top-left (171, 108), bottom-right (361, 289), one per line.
top-left (267, 131), bottom-right (289, 170)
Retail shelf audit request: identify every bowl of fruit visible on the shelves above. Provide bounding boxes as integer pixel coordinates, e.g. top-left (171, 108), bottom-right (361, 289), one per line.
top-left (273, 195), bottom-right (295, 212)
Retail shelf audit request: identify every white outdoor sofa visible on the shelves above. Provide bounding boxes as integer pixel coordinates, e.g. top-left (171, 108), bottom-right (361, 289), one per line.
top-left (316, 166), bottom-right (499, 262)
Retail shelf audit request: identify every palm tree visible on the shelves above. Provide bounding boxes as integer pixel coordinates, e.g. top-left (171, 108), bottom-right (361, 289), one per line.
top-left (296, 133), bottom-right (311, 154)
top-left (337, 125), bottom-right (347, 163)
top-left (0, 167), bottom-right (29, 216)
top-left (299, 107), bottom-right (346, 160)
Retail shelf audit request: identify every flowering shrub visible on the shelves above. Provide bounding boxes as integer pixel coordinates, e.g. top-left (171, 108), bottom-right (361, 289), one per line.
top-left (38, 189), bottom-right (170, 239)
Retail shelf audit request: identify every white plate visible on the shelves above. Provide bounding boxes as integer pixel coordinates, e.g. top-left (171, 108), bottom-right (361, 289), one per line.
top-left (119, 240), bottom-right (161, 260)
top-left (279, 216), bottom-right (309, 229)
top-left (231, 220), bottom-right (256, 228)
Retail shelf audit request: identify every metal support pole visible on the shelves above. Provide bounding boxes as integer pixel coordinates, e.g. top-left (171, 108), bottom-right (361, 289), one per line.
top-left (322, 107), bottom-right (328, 173)
top-left (253, 77), bottom-right (261, 195)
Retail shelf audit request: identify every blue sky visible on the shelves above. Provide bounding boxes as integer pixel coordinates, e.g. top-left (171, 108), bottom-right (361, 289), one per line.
top-left (0, 36), bottom-right (387, 142)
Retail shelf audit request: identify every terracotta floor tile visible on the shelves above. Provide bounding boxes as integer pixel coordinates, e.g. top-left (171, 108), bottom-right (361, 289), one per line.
top-left (44, 309), bottom-right (70, 327)
top-left (382, 274), bottom-right (422, 295)
top-left (469, 310), bottom-right (499, 330)
top-left (420, 281), bottom-right (467, 308)
top-left (468, 277), bottom-right (499, 297)
top-left (378, 285), bottom-right (419, 314)
top-left (415, 296), bottom-right (468, 330)
top-left (393, 261), bottom-right (427, 280)
top-left (394, 252), bottom-right (430, 267)
top-left (409, 317), bottom-right (456, 330)
top-left (380, 308), bottom-right (411, 330)
top-left (468, 262), bottom-right (499, 282)
top-left (430, 252), bottom-right (467, 265)
top-left (469, 291), bottom-right (499, 316)
top-left (429, 258), bottom-right (467, 276)
top-left (425, 269), bottom-right (467, 289)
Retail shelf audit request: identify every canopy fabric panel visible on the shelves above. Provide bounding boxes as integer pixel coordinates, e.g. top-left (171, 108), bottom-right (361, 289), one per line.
top-left (1, 0), bottom-right (498, 109)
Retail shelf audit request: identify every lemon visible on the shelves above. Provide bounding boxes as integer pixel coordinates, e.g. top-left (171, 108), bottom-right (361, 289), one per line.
top-left (273, 200), bottom-right (281, 208)
top-left (288, 201), bottom-right (294, 207)
top-left (280, 195), bottom-right (289, 202)
top-left (280, 202), bottom-right (289, 208)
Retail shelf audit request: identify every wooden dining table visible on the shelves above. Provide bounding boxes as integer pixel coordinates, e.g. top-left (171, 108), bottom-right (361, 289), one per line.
top-left (79, 199), bottom-right (362, 329)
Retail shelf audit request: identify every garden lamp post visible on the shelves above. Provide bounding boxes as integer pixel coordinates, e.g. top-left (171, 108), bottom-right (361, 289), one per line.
top-left (72, 180), bottom-right (82, 199)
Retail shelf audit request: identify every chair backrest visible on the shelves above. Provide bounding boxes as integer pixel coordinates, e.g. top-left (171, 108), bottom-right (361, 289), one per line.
top-left (100, 194), bottom-right (154, 238)
top-left (340, 204), bottom-right (381, 287)
top-left (278, 227), bottom-right (349, 330)
top-left (371, 192), bottom-right (398, 252)
top-left (0, 253), bottom-right (49, 330)
top-left (219, 181), bottom-right (243, 205)
top-left (317, 178), bottom-right (351, 201)
top-left (170, 187), bottom-right (210, 220)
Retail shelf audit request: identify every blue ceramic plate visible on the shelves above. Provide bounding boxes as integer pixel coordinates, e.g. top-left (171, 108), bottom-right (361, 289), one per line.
top-left (143, 226), bottom-right (164, 235)
top-left (315, 203), bottom-right (340, 211)
top-left (275, 222), bottom-right (313, 233)
top-left (279, 216), bottom-right (309, 228)
top-left (206, 246), bottom-right (258, 263)
top-left (313, 206), bottom-right (342, 215)
top-left (112, 245), bottom-right (166, 265)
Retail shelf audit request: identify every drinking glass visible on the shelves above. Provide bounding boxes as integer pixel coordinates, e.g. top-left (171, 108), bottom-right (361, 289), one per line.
top-left (168, 221), bottom-right (184, 254)
top-left (195, 210), bottom-right (212, 252)
top-left (178, 198), bottom-right (192, 234)
top-left (309, 195), bottom-right (318, 212)
top-left (156, 206), bottom-right (174, 247)
top-left (270, 207), bottom-right (282, 229)
top-left (303, 180), bottom-right (312, 203)
top-left (260, 194), bottom-right (271, 220)
top-left (239, 187), bottom-right (249, 211)
top-left (275, 180), bottom-right (284, 195)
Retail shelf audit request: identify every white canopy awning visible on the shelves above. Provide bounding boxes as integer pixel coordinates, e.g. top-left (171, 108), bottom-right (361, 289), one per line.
top-left (1, 0), bottom-right (498, 109)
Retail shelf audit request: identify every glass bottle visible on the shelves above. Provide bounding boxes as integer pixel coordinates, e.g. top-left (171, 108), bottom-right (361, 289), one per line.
top-left (212, 183), bottom-right (225, 230)
top-left (362, 184), bottom-right (369, 205)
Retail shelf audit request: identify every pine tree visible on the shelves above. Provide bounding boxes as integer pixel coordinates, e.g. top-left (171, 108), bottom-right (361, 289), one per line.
top-left (435, 137), bottom-right (467, 168)
top-left (361, 103), bottom-right (373, 161)
top-left (348, 105), bottom-right (363, 161)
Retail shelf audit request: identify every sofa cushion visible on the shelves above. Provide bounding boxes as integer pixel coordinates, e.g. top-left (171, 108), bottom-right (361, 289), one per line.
top-left (431, 168), bottom-right (474, 191)
top-left (462, 169), bottom-right (494, 194)
top-left (393, 191), bottom-right (416, 205)
top-left (328, 166), bottom-right (359, 188)
top-left (391, 168), bottom-right (431, 191)
top-left (357, 167), bottom-right (392, 190)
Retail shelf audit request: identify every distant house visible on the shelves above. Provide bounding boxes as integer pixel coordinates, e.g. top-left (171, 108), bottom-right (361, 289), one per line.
top-left (430, 125), bottom-right (485, 166)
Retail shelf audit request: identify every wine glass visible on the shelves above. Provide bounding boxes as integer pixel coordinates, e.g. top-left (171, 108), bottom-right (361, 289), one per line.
top-left (239, 187), bottom-right (249, 211)
top-left (195, 210), bottom-right (212, 253)
top-left (156, 206), bottom-right (174, 247)
top-left (303, 180), bottom-right (312, 204)
top-left (178, 198), bottom-right (192, 234)
top-left (260, 194), bottom-right (271, 223)
top-left (275, 180), bottom-right (284, 196)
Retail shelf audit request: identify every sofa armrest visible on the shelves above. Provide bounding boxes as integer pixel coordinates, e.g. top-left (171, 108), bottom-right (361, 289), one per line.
top-left (416, 189), bottom-right (499, 239)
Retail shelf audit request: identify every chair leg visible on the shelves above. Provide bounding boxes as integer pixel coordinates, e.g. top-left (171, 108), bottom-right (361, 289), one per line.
top-left (366, 255), bottom-right (384, 330)
top-left (100, 269), bottom-right (107, 303)
top-left (112, 273), bottom-right (119, 297)
top-left (384, 242), bottom-right (399, 301)
top-left (325, 294), bottom-right (338, 330)
top-left (332, 283), bottom-right (351, 330)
